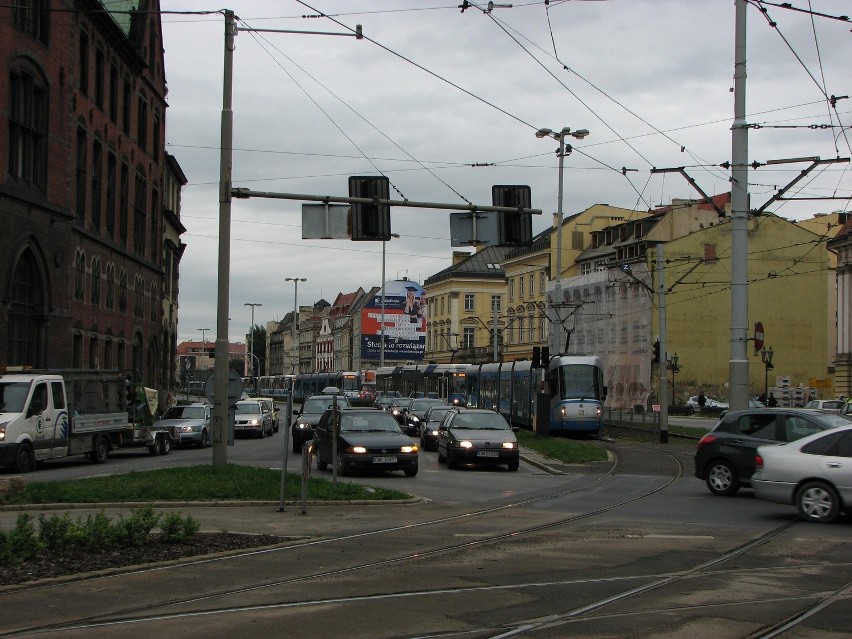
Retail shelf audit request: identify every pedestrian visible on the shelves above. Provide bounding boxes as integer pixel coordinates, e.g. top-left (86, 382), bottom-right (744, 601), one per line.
top-left (697, 391), bottom-right (706, 411)
top-left (767, 392), bottom-right (778, 407)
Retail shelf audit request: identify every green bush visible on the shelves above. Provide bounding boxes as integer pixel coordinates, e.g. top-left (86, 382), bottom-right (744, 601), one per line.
top-left (37, 513), bottom-right (80, 554)
top-left (160, 511), bottom-right (201, 543)
top-left (79, 510), bottom-right (119, 551)
top-left (114, 505), bottom-right (160, 546)
top-left (6, 514), bottom-right (41, 563)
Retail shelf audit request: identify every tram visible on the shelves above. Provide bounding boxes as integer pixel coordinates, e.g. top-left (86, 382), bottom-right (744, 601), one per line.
top-left (257, 374), bottom-right (295, 401)
top-left (375, 363), bottom-right (468, 405)
top-left (292, 371), bottom-right (362, 402)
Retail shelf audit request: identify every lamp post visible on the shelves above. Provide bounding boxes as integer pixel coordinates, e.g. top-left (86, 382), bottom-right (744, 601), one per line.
top-left (535, 126), bottom-right (589, 355)
top-left (668, 352), bottom-right (680, 403)
top-left (197, 328), bottom-right (211, 357)
top-left (285, 278), bottom-right (306, 375)
top-left (243, 302), bottom-right (262, 383)
top-left (380, 233), bottom-right (401, 367)
top-left (760, 346), bottom-right (774, 402)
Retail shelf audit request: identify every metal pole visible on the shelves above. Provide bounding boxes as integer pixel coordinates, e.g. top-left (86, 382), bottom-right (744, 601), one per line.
top-left (244, 302), bottom-right (262, 381)
top-left (285, 278), bottom-right (306, 375)
top-left (552, 131), bottom-right (565, 355)
top-left (729, 0), bottom-right (750, 411)
top-left (212, 10), bottom-right (236, 466)
top-left (380, 240), bottom-right (386, 367)
top-left (656, 244), bottom-right (669, 444)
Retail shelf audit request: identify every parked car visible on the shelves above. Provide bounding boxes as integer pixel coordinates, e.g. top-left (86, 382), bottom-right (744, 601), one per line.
top-left (752, 423), bottom-right (852, 523)
top-left (686, 395), bottom-right (729, 413)
top-left (234, 400), bottom-right (274, 438)
top-left (291, 394), bottom-right (350, 453)
top-left (437, 408), bottom-right (519, 471)
top-left (389, 397), bottom-right (414, 425)
top-left (403, 398), bottom-right (446, 437)
top-left (694, 408), bottom-right (851, 496)
top-left (841, 402), bottom-right (852, 416)
top-left (803, 399), bottom-right (844, 411)
top-left (254, 397), bottom-right (280, 432)
top-left (313, 407), bottom-right (418, 477)
top-left (420, 405), bottom-right (455, 451)
top-left (155, 403), bottom-right (212, 448)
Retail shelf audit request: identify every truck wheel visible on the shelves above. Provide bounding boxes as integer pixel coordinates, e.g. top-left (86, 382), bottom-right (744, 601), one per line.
top-left (13, 443), bottom-right (35, 473)
top-left (91, 436), bottom-right (109, 464)
top-left (158, 436), bottom-right (171, 455)
top-left (148, 443), bottom-right (160, 456)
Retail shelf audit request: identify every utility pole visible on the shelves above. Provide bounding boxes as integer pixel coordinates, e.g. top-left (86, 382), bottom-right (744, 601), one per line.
top-left (656, 244), bottom-right (669, 444)
top-left (244, 302), bottom-right (262, 379)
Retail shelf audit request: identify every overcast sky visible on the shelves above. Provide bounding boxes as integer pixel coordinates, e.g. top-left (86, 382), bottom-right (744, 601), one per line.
top-left (159, 0), bottom-right (852, 345)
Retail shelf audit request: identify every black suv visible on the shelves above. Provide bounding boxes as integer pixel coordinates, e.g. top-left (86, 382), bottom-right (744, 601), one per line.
top-left (290, 394), bottom-right (349, 453)
top-left (694, 408), bottom-right (851, 495)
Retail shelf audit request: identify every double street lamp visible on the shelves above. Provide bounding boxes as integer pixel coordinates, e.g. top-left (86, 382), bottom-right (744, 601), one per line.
top-left (535, 126), bottom-right (589, 355)
top-left (760, 346), bottom-right (774, 401)
top-left (285, 277), bottom-right (307, 375)
top-left (243, 302), bottom-right (262, 381)
top-left (667, 352), bottom-right (680, 401)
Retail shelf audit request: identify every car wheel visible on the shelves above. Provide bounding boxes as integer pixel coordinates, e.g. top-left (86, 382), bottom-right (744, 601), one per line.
top-left (420, 435), bottom-right (426, 450)
top-left (200, 429), bottom-right (210, 448)
top-left (336, 454), bottom-right (347, 477)
top-left (13, 443), bottom-right (35, 473)
top-left (705, 459), bottom-right (739, 496)
top-left (159, 436), bottom-right (171, 455)
top-left (437, 445), bottom-right (446, 464)
top-left (796, 481), bottom-right (840, 523)
top-left (91, 435), bottom-right (109, 464)
top-left (317, 453), bottom-right (328, 471)
top-left (507, 458), bottom-right (519, 471)
top-left (404, 464), bottom-right (418, 477)
top-left (148, 443), bottom-right (160, 456)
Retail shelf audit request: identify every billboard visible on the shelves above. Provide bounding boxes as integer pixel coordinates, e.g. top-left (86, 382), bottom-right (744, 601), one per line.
top-left (361, 280), bottom-right (426, 361)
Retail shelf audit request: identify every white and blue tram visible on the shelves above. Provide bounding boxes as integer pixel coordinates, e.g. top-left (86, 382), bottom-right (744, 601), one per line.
top-left (292, 371), bottom-right (362, 402)
top-left (464, 355), bottom-right (606, 436)
top-left (257, 374), bottom-right (295, 401)
top-left (375, 363), bottom-right (467, 405)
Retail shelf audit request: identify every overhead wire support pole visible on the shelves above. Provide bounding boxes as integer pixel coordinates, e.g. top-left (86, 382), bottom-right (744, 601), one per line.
top-left (729, 0), bottom-right (750, 412)
top-left (649, 167), bottom-right (727, 217)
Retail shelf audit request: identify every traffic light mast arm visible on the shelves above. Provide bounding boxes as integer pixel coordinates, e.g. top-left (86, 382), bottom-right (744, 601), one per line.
top-left (231, 188), bottom-right (543, 216)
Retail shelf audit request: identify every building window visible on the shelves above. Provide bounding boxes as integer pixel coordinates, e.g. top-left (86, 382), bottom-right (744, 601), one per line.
top-left (509, 279), bottom-right (515, 300)
top-left (581, 262), bottom-right (591, 275)
top-left (13, 0), bottom-right (49, 43)
top-left (90, 257), bottom-right (101, 306)
top-left (74, 250), bottom-right (85, 301)
top-left (133, 171), bottom-right (146, 257)
top-left (150, 282), bottom-right (158, 322)
top-left (152, 112), bottom-right (161, 160)
top-left (463, 327), bottom-right (475, 349)
top-left (529, 274), bottom-right (534, 297)
top-left (519, 276), bottom-right (524, 299)
top-left (119, 269), bottom-right (128, 314)
top-left (8, 247), bottom-right (46, 367)
top-left (539, 272), bottom-right (545, 294)
top-left (134, 275), bottom-right (144, 318)
top-left (104, 338), bottom-right (112, 369)
top-left (75, 127), bottom-right (86, 219)
top-left (91, 139), bottom-right (102, 231)
top-left (491, 295), bottom-right (501, 313)
top-left (150, 187), bottom-right (159, 264)
top-left (105, 263), bottom-right (115, 310)
top-left (121, 78), bottom-right (131, 133)
top-left (106, 153), bottom-right (116, 237)
top-left (72, 333), bottom-right (83, 368)
top-left (119, 163), bottom-right (129, 244)
top-left (108, 64), bottom-right (118, 121)
top-left (136, 94), bottom-right (147, 152)
top-left (8, 63), bottom-right (48, 190)
top-left (88, 335), bottom-right (98, 368)
top-left (528, 314), bottom-right (534, 342)
top-left (94, 49), bottom-right (104, 108)
top-left (464, 293), bottom-right (474, 312)
top-left (78, 32), bottom-right (89, 95)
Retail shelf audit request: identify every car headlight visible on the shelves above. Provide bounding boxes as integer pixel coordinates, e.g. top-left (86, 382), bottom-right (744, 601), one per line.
top-left (409, 416), bottom-right (420, 423)
top-left (430, 429), bottom-right (439, 436)
top-left (351, 446), bottom-right (367, 454)
top-left (595, 406), bottom-right (602, 417)
top-left (502, 441), bottom-right (516, 449)
top-left (400, 445), bottom-right (418, 453)
top-left (297, 422), bottom-right (311, 429)
top-left (458, 440), bottom-right (473, 448)
top-left (560, 406), bottom-right (567, 417)
top-left (0, 424), bottom-right (6, 441)
top-left (248, 419), bottom-right (259, 425)
top-left (179, 426), bottom-right (193, 433)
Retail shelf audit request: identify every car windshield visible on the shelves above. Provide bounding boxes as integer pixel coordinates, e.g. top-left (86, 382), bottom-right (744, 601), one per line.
top-left (235, 402), bottom-right (262, 415)
top-left (0, 382), bottom-right (30, 413)
top-left (450, 412), bottom-right (510, 430)
top-left (162, 406), bottom-right (206, 420)
top-left (340, 414), bottom-right (401, 433)
top-left (303, 398), bottom-right (343, 414)
top-left (816, 413), bottom-right (852, 428)
top-left (411, 399), bottom-right (442, 411)
top-left (392, 399), bottom-right (413, 409)
top-left (427, 408), bottom-right (452, 422)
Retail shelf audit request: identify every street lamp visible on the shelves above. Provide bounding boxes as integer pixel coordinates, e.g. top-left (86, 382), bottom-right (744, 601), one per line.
top-left (380, 233), bottom-right (401, 367)
top-left (535, 126), bottom-right (589, 355)
top-left (197, 328), bottom-right (211, 356)
top-left (285, 278), bottom-right (306, 375)
top-left (760, 346), bottom-right (774, 402)
top-left (243, 302), bottom-right (262, 383)
top-left (668, 352), bottom-right (680, 402)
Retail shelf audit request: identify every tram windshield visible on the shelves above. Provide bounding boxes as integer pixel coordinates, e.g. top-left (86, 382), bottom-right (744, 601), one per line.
top-left (559, 364), bottom-right (602, 400)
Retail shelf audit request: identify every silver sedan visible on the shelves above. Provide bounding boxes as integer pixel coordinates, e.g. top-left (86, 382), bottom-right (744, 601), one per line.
top-left (752, 423), bottom-right (852, 523)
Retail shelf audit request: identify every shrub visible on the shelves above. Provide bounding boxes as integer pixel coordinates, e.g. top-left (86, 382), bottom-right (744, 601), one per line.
top-left (37, 513), bottom-right (81, 554)
top-left (160, 511), bottom-right (201, 543)
top-left (79, 510), bottom-right (119, 551)
top-left (6, 514), bottom-right (41, 563)
top-left (114, 505), bottom-right (160, 546)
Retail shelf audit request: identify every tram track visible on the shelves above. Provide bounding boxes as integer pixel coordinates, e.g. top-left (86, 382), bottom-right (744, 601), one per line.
top-left (0, 444), bottom-right (687, 637)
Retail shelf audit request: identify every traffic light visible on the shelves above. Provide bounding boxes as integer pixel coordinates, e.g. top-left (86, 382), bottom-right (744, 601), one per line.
top-left (492, 185), bottom-right (532, 247)
top-left (532, 346), bottom-right (541, 368)
top-left (652, 340), bottom-right (660, 363)
top-left (541, 346), bottom-right (549, 368)
top-left (349, 176), bottom-right (391, 241)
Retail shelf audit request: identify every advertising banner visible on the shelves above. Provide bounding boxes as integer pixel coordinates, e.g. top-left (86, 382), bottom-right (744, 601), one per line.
top-left (361, 281), bottom-right (426, 361)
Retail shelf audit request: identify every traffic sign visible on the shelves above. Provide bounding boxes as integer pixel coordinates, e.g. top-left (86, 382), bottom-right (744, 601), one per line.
top-left (204, 369), bottom-right (243, 405)
top-left (754, 322), bottom-right (764, 352)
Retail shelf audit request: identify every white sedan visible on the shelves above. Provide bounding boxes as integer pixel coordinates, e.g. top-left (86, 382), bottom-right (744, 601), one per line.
top-left (752, 423), bottom-right (852, 523)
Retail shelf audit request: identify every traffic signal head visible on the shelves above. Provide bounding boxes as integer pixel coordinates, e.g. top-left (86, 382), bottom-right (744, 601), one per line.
top-left (492, 185), bottom-right (532, 247)
top-left (532, 346), bottom-right (541, 368)
top-left (652, 340), bottom-right (660, 363)
top-left (349, 176), bottom-right (391, 241)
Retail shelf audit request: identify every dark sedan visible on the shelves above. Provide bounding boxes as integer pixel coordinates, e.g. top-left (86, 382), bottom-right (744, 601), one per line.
top-left (694, 408), bottom-right (851, 496)
top-left (437, 408), bottom-right (519, 471)
top-left (389, 397), bottom-right (414, 425)
top-left (420, 405), bottom-right (455, 451)
top-left (291, 394), bottom-right (350, 453)
top-left (403, 398), bottom-right (446, 437)
top-left (314, 407), bottom-right (419, 477)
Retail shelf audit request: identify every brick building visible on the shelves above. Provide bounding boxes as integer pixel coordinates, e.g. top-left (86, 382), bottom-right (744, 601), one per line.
top-left (1, 0), bottom-right (183, 397)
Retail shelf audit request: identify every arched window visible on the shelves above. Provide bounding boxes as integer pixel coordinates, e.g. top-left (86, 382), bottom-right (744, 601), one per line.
top-left (74, 249), bottom-right (86, 300)
top-left (119, 269), bottom-right (128, 313)
top-left (134, 275), bottom-right (144, 318)
top-left (8, 246), bottom-right (47, 367)
top-left (150, 281), bottom-right (158, 322)
top-left (90, 257), bottom-right (101, 306)
top-left (105, 263), bottom-right (115, 310)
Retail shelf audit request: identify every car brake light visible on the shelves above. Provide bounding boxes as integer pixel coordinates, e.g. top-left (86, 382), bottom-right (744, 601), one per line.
top-left (696, 434), bottom-right (717, 447)
top-left (755, 454), bottom-right (763, 470)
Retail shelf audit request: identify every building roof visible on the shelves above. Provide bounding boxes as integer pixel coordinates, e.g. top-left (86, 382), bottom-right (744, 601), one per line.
top-left (424, 244), bottom-right (514, 286)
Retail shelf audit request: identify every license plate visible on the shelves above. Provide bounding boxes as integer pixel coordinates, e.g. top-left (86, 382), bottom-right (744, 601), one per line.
top-left (372, 456), bottom-right (397, 464)
top-left (477, 450), bottom-right (499, 458)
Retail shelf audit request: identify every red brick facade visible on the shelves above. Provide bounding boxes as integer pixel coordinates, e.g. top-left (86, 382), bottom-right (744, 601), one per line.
top-left (0, 0), bottom-right (177, 393)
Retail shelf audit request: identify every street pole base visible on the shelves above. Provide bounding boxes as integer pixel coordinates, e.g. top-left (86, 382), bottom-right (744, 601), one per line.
top-left (660, 430), bottom-right (669, 444)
